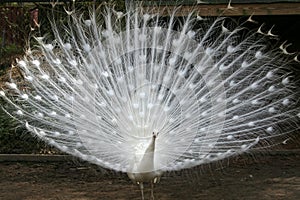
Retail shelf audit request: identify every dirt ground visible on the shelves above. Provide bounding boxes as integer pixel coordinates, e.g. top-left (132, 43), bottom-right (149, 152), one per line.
top-left (0, 153), bottom-right (299, 200)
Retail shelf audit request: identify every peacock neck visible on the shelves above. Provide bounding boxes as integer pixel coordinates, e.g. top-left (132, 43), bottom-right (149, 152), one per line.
top-left (138, 134), bottom-right (157, 172)
top-left (145, 135), bottom-right (156, 154)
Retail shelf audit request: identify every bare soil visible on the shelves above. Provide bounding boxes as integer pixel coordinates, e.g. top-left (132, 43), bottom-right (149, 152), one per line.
top-left (0, 153), bottom-right (299, 200)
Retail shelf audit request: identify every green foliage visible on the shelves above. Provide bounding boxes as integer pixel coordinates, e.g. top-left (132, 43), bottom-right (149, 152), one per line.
top-left (0, 41), bottom-right (23, 58)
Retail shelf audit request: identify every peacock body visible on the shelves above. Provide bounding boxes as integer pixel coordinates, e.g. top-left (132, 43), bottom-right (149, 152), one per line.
top-left (1, 3), bottom-right (299, 196)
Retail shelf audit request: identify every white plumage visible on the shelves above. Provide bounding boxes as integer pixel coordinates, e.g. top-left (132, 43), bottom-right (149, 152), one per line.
top-left (1, 4), bottom-right (299, 198)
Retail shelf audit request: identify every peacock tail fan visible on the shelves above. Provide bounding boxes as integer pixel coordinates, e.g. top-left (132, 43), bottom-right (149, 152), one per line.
top-left (1, 3), bottom-right (299, 174)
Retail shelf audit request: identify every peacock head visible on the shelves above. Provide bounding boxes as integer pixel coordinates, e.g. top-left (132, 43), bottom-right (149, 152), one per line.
top-left (152, 132), bottom-right (159, 140)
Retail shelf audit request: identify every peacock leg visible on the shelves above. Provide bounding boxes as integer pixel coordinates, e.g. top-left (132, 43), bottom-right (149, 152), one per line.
top-left (139, 182), bottom-right (144, 200)
top-left (150, 180), bottom-right (155, 200)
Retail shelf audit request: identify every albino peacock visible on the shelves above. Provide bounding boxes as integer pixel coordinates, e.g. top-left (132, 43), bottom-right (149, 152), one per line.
top-left (1, 3), bottom-right (299, 199)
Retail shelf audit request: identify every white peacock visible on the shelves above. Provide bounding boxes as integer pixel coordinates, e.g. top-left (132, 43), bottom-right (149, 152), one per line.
top-left (1, 3), bottom-right (299, 200)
